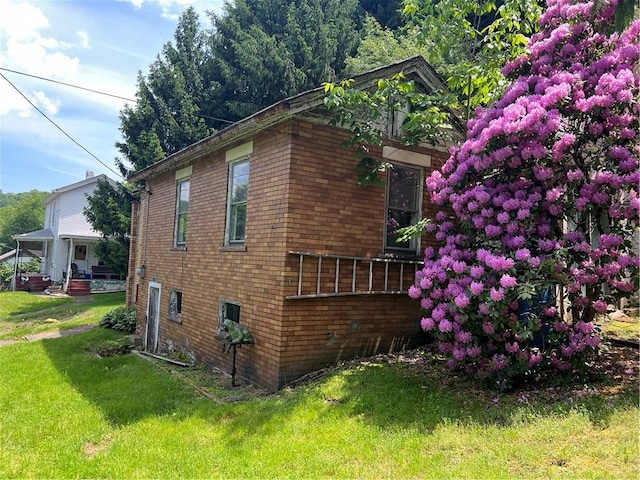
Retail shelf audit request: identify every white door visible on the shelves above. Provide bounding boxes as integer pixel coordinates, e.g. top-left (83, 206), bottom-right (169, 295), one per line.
top-left (145, 282), bottom-right (161, 353)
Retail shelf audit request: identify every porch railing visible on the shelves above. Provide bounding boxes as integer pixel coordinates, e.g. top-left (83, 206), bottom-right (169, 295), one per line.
top-left (286, 251), bottom-right (423, 300)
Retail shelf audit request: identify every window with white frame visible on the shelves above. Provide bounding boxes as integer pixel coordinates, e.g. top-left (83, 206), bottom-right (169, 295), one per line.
top-left (225, 159), bottom-right (249, 245)
top-left (168, 289), bottom-right (183, 322)
top-left (385, 164), bottom-right (422, 252)
top-left (218, 299), bottom-right (241, 332)
top-left (174, 176), bottom-right (190, 246)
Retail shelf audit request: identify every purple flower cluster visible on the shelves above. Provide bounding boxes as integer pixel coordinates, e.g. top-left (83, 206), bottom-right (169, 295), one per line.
top-left (412, 0), bottom-right (639, 383)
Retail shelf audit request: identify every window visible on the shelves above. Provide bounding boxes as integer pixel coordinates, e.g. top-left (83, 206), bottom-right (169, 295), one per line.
top-left (74, 245), bottom-right (87, 260)
top-left (218, 299), bottom-right (240, 332)
top-left (225, 159), bottom-right (249, 245)
top-left (385, 164), bottom-right (422, 252)
top-left (174, 178), bottom-right (190, 246)
top-left (168, 289), bottom-right (183, 322)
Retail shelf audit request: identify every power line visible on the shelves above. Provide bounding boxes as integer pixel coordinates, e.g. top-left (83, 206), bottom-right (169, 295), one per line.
top-left (0, 66), bottom-right (236, 124)
top-left (0, 67), bottom-right (136, 102)
top-left (0, 72), bottom-right (126, 181)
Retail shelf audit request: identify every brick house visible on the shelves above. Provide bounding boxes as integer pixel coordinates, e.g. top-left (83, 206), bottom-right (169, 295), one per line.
top-left (127, 56), bottom-right (464, 390)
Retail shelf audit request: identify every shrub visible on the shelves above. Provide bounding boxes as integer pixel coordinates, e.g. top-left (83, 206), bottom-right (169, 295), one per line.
top-left (99, 306), bottom-right (137, 333)
top-left (411, 0), bottom-right (639, 389)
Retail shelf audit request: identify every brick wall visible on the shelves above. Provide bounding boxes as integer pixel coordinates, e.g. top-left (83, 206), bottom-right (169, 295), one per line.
top-left (130, 128), bottom-right (292, 389)
top-left (277, 120), bottom-right (445, 387)
top-left (278, 295), bottom-right (427, 386)
top-left (129, 118), bottom-right (449, 390)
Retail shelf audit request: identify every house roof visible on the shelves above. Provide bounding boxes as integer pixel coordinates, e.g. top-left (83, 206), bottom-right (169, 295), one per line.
top-left (45, 173), bottom-right (117, 204)
top-left (0, 248), bottom-right (41, 262)
top-left (13, 228), bottom-right (54, 242)
top-left (130, 56), bottom-right (464, 184)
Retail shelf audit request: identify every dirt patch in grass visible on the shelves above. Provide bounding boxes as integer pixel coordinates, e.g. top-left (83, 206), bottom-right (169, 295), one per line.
top-left (83, 435), bottom-right (113, 459)
top-left (284, 341), bottom-right (639, 407)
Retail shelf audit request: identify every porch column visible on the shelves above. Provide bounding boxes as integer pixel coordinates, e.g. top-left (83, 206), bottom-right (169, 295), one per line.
top-left (64, 238), bottom-right (74, 292)
top-left (11, 240), bottom-right (20, 291)
top-left (42, 240), bottom-right (48, 274)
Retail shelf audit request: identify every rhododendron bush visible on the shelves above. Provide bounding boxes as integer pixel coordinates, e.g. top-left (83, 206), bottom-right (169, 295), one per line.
top-left (410, 0), bottom-right (639, 386)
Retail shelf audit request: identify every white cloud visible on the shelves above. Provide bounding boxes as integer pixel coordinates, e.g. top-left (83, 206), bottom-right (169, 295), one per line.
top-left (0, 0), bottom-right (50, 41)
top-left (118, 0), bottom-right (223, 20)
top-left (0, 1), bottom-right (90, 118)
top-left (76, 30), bottom-right (90, 49)
top-left (0, 80), bottom-right (32, 116)
top-left (31, 91), bottom-right (61, 115)
top-left (0, 1), bottom-right (79, 78)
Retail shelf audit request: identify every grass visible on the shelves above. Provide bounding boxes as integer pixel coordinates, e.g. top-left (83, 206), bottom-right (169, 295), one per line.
top-left (0, 291), bottom-right (125, 340)
top-left (0, 291), bottom-right (73, 317)
top-left (0, 294), bottom-right (637, 478)
top-left (598, 309), bottom-right (640, 343)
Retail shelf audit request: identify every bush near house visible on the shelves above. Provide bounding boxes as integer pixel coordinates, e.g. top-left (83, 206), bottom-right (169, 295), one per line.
top-left (98, 306), bottom-right (137, 333)
top-left (0, 258), bottom-right (41, 290)
top-left (410, 0), bottom-right (639, 388)
top-left (0, 262), bottom-right (13, 287)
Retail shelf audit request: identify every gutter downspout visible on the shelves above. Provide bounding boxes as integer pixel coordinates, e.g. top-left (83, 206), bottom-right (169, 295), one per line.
top-left (11, 240), bottom-right (20, 291)
top-left (42, 239), bottom-right (48, 274)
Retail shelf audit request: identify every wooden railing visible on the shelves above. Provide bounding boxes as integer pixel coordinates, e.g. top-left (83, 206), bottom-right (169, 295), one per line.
top-left (286, 251), bottom-right (423, 300)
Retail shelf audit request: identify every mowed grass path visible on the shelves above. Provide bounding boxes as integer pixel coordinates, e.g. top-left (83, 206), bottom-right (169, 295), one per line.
top-left (0, 292), bottom-right (638, 478)
top-left (0, 291), bottom-right (124, 340)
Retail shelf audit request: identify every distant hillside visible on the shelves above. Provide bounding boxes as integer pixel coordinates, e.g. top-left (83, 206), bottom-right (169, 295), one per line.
top-left (0, 190), bottom-right (48, 255)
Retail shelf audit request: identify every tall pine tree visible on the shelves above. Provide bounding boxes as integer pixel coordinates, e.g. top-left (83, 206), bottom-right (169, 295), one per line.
top-left (116, 7), bottom-right (213, 176)
top-left (208, 0), bottom-right (362, 121)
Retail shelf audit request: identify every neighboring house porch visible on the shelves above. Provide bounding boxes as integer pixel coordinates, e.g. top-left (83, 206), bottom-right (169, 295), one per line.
top-left (11, 173), bottom-right (124, 294)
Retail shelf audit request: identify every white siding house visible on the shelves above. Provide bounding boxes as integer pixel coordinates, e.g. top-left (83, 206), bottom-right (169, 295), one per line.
top-left (13, 172), bottom-right (117, 289)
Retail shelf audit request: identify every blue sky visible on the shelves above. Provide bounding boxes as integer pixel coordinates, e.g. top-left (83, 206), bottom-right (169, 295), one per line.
top-left (0, 0), bottom-right (224, 193)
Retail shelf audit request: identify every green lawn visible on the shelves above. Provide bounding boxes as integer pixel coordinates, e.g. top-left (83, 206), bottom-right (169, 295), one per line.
top-left (0, 293), bottom-right (637, 478)
top-left (600, 312), bottom-right (640, 343)
top-left (0, 291), bottom-right (74, 317)
top-left (0, 291), bottom-right (125, 340)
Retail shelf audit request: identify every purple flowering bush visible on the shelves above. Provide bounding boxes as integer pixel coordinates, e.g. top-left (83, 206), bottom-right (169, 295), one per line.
top-left (410, 0), bottom-right (639, 388)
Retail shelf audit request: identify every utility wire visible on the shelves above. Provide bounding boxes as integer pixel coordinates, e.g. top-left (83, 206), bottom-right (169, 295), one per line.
top-left (0, 67), bottom-right (136, 102)
top-left (0, 72), bottom-right (126, 181)
top-left (0, 66), bottom-right (236, 124)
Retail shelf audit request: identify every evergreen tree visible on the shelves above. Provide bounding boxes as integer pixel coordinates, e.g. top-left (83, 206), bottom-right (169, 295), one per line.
top-left (116, 7), bottom-right (214, 177)
top-left (358, 0), bottom-right (404, 29)
top-left (208, 0), bottom-right (362, 121)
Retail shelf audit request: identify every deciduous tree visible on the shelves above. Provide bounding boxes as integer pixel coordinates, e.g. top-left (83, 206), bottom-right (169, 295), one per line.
top-left (83, 180), bottom-right (134, 278)
top-left (0, 191), bottom-right (47, 254)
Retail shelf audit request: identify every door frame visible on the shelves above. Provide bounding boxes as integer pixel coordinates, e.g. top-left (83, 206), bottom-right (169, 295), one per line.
top-left (145, 282), bottom-right (161, 353)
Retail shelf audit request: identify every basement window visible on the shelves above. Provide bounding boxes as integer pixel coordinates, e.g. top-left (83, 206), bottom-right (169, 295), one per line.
top-left (218, 299), bottom-right (240, 332)
top-left (168, 289), bottom-right (183, 323)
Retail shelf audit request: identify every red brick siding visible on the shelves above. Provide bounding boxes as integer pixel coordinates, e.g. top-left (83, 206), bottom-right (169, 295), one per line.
top-left (278, 295), bottom-right (425, 386)
top-left (130, 129), bottom-right (291, 389)
top-left (129, 118), bottom-right (449, 390)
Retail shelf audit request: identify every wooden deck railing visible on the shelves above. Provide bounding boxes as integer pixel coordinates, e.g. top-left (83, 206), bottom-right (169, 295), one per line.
top-left (286, 251), bottom-right (423, 299)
